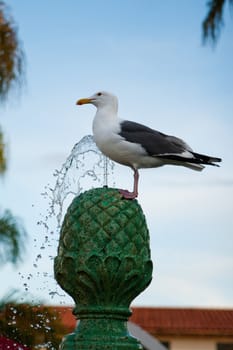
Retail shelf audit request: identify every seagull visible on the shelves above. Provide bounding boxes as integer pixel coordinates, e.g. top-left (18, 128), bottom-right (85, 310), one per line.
top-left (76, 91), bottom-right (221, 199)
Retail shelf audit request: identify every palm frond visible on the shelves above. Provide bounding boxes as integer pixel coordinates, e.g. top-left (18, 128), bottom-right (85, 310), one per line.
top-left (0, 209), bottom-right (27, 266)
top-left (0, 126), bottom-right (7, 174)
top-left (202, 0), bottom-right (233, 45)
top-left (0, 1), bottom-right (25, 101)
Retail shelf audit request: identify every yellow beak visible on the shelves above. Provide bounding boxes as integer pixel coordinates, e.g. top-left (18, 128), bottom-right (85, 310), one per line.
top-left (76, 98), bottom-right (92, 105)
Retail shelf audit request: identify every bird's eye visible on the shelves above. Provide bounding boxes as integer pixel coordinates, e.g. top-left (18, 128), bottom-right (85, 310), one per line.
top-left (97, 92), bottom-right (102, 96)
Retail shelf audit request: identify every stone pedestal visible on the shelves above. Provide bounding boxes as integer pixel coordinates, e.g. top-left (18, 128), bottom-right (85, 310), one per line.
top-left (54, 187), bottom-right (153, 349)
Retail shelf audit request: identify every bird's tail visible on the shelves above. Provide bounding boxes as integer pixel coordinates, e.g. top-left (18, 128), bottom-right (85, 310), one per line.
top-left (156, 152), bottom-right (222, 171)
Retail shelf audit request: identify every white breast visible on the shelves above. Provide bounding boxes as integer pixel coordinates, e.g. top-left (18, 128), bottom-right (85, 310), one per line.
top-left (92, 110), bottom-right (157, 169)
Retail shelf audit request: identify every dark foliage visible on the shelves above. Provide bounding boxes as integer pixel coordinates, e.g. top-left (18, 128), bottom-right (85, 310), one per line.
top-left (0, 1), bottom-right (25, 101)
top-left (0, 303), bottom-right (68, 349)
top-left (0, 127), bottom-right (6, 174)
top-left (0, 209), bottom-right (27, 266)
top-left (203, 0), bottom-right (233, 44)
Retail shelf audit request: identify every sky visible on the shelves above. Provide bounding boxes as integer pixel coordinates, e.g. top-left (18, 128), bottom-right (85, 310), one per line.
top-left (1, 0), bottom-right (233, 308)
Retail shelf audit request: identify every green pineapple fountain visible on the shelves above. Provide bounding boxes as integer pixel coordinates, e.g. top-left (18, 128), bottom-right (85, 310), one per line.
top-left (54, 187), bottom-right (153, 349)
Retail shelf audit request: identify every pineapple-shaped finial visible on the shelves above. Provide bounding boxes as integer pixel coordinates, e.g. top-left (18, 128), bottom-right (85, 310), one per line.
top-left (54, 187), bottom-right (153, 350)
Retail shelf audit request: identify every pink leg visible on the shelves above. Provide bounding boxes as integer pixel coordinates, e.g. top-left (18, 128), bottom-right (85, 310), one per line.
top-left (119, 169), bottom-right (139, 199)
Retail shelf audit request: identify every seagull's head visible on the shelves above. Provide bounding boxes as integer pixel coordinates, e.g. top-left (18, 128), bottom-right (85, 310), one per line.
top-left (76, 91), bottom-right (118, 112)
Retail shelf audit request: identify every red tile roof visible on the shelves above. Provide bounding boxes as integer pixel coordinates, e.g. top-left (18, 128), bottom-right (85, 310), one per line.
top-left (52, 306), bottom-right (75, 333)
top-left (52, 306), bottom-right (233, 337)
top-left (130, 307), bottom-right (233, 336)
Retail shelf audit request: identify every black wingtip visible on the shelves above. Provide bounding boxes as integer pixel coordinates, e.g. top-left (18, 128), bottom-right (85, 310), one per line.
top-left (208, 157), bottom-right (222, 166)
top-left (191, 152), bottom-right (222, 166)
top-left (211, 157), bottom-right (222, 163)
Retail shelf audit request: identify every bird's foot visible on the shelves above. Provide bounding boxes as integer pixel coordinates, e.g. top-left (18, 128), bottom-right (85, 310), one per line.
top-left (118, 189), bottom-right (138, 200)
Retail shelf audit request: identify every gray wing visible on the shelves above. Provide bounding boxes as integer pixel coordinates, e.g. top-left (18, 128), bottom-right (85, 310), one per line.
top-left (119, 121), bottom-right (192, 156)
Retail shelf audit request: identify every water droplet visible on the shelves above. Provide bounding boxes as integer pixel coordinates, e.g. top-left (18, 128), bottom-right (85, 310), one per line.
top-left (19, 135), bottom-right (116, 308)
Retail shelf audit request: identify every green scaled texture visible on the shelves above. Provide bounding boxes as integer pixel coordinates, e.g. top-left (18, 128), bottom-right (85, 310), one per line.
top-left (54, 187), bottom-right (153, 350)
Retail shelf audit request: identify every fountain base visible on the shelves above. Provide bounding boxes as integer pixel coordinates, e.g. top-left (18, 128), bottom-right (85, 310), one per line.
top-left (60, 312), bottom-right (142, 349)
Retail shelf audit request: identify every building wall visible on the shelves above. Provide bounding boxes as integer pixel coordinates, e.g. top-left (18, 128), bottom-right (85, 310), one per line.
top-left (171, 337), bottom-right (215, 350)
top-left (158, 336), bottom-right (233, 350)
